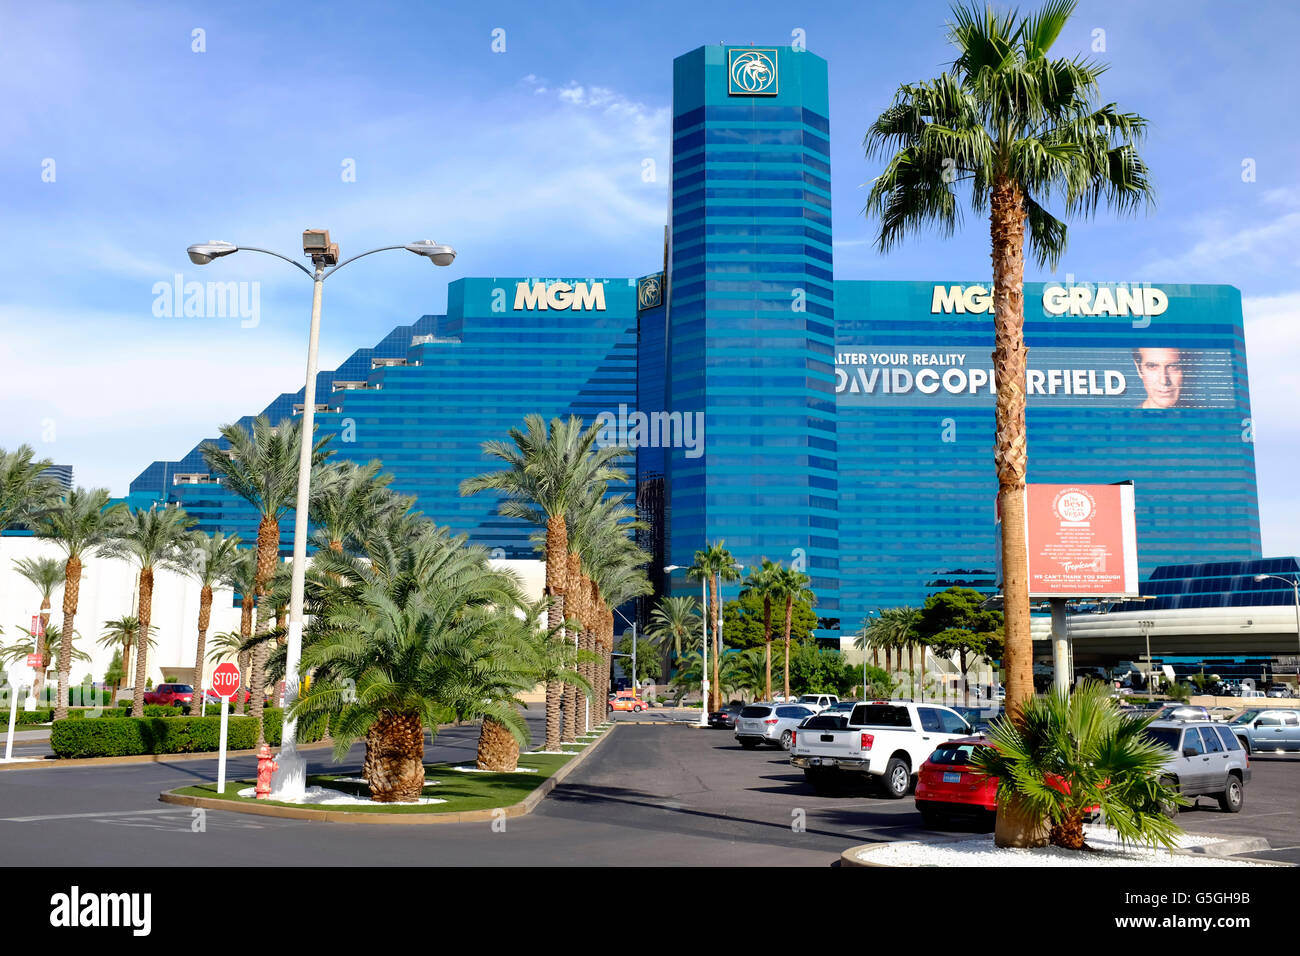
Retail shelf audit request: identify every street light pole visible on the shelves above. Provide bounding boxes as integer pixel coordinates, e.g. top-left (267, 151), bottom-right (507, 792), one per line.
top-left (1255, 574), bottom-right (1300, 693)
top-left (1137, 619), bottom-right (1156, 696)
top-left (186, 234), bottom-right (456, 800)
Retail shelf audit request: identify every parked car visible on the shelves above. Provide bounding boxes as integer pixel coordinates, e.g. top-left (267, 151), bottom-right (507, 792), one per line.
top-left (734, 703), bottom-right (815, 749)
top-left (794, 694), bottom-right (838, 714)
top-left (1150, 704), bottom-right (1211, 722)
top-left (1266, 686), bottom-right (1294, 699)
top-left (708, 702), bottom-right (745, 729)
top-left (1228, 709), bottom-right (1300, 753)
top-left (1142, 720), bottom-right (1250, 814)
top-left (143, 683), bottom-right (194, 707)
top-left (788, 700), bottom-right (974, 797)
top-left (953, 706), bottom-right (997, 734)
top-left (608, 691), bottom-right (650, 713)
top-left (203, 688), bottom-right (252, 705)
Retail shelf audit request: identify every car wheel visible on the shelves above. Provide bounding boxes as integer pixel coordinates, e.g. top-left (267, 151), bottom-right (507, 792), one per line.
top-left (633, 705), bottom-right (642, 713)
top-left (1218, 775), bottom-right (1244, 813)
top-left (1239, 737), bottom-right (1251, 755)
top-left (739, 739), bottom-right (759, 750)
top-left (883, 758), bottom-right (911, 799)
top-left (780, 730), bottom-right (793, 749)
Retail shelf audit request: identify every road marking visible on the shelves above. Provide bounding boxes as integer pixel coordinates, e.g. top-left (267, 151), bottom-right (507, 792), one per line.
top-left (1, 808), bottom-right (177, 823)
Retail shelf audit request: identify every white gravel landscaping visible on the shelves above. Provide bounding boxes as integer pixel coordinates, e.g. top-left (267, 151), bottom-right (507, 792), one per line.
top-left (236, 786), bottom-right (446, 806)
top-left (450, 765), bottom-right (538, 773)
top-left (329, 776), bottom-right (439, 785)
top-left (856, 826), bottom-right (1265, 867)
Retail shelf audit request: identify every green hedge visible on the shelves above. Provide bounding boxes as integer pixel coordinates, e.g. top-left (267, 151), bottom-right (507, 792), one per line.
top-left (50, 717), bottom-right (260, 758)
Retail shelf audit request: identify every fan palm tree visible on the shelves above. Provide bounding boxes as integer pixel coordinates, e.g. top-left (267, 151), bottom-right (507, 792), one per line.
top-left (688, 541), bottom-right (741, 711)
top-left (460, 414), bottom-right (628, 741)
top-left (2, 625), bottom-right (90, 692)
top-left (201, 416), bottom-right (331, 740)
top-left (769, 566), bottom-right (816, 700)
top-left (972, 681), bottom-right (1184, 850)
top-left (13, 556), bottom-right (64, 698)
top-left (178, 530), bottom-right (243, 714)
top-left (864, 0), bottom-right (1154, 718)
top-left (96, 616), bottom-right (157, 694)
top-left (100, 505), bottom-right (196, 715)
top-left (32, 487), bottom-right (126, 720)
top-left (740, 559), bottom-right (782, 701)
top-left (646, 595), bottom-right (702, 680)
top-left (0, 444), bottom-right (60, 532)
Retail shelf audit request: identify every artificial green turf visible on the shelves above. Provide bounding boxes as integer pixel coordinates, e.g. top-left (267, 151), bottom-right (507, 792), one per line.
top-left (171, 751), bottom-right (574, 814)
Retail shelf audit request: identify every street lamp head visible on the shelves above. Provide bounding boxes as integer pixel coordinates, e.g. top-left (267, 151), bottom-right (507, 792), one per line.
top-left (1255, 574), bottom-right (1269, 582)
top-left (186, 240), bottom-right (238, 265)
top-left (405, 240), bottom-right (457, 266)
top-left (663, 565), bottom-right (683, 572)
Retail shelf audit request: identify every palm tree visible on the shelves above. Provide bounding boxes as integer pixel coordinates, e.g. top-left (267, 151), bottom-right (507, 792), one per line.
top-left (101, 505), bottom-right (196, 715)
top-left (0, 444), bottom-right (60, 532)
top-left (179, 531), bottom-right (243, 714)
top-left (33, 488), bottom-right (126, 720)
top-left (460, 414), bottom-right (628, 743)
top-left (2, 625), bottom-right (90, 691)
top-left (740, 559), bottom-right (782, 701)
top-left (864, 0), bottom-right (1153, 716)
top-left (769, 566), bottom-right (816, 700)
top-left (646, 595), bottom-right (702, 680)
top-left (201, 416), bottom-right (331, 740)
top-left (13, 556), bottom-right (64, 698)
top-left (220, 549), bottom-right (258, 715)
top-left (309, 459), bottom-right (398, 553)
top-left (972, 681), bottom-right (1184, 850)
top-left (688, 541), bottom-right (741, 711)
top-left (96, 616), bottom-right (157, 694)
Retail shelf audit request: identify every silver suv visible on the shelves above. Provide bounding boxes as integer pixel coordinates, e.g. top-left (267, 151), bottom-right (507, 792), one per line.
top-left (1143, 720), bottom-right (1250, 814)
top-left (735, 703), bottom-right (815, 750)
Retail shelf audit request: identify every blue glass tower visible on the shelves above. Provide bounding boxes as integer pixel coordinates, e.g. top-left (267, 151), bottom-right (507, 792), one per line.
top-left (664, 45), bottom-right (839, 622)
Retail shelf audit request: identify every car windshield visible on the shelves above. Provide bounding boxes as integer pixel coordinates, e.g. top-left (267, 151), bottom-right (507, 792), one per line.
top-left (174, 685), bottom-right (193, 693)
top-left (853, 705), bottom-right (912, 728)
top-left (1142, 727), bottom-right (1182, 752)
top-left (1230, 710), bottom-right (1262, 725)
top-left (929, 743), bottom-right (983, 766)
top-left (797, 696), bottom-right (821, 703)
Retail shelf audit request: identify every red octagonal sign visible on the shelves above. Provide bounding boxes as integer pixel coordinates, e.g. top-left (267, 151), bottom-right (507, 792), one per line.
top-left (211, 662), bottom-right (241, 700)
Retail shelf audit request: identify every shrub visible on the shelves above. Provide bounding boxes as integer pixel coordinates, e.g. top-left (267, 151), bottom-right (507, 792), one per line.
top-left (50, 716), bottom-right (259, 758)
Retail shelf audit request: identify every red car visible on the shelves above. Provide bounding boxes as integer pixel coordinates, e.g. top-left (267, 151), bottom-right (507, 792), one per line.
top-left (915, 735), bottom-right (1100, 829)
top-left (142, 683), bottom-right (194, 707)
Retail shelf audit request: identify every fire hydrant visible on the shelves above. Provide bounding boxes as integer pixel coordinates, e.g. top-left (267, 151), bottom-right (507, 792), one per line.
top-left (255, 744), bottom-right (278, 799)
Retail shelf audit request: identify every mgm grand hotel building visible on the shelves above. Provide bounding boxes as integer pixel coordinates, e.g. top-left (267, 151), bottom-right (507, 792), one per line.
top-left (128, 45), bottom-right (1265, 653)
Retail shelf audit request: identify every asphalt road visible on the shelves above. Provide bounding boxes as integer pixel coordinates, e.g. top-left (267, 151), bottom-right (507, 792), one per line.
top-left (0, 716), bottom-right (1295, 866)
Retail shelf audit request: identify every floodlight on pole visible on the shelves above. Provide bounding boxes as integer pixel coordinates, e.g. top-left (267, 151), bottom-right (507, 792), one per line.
top-left (186, 241), bottom-right (238, 265)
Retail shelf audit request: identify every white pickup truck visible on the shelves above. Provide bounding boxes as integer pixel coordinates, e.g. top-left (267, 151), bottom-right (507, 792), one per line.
top-left (788, 700), bottom-right (975, 798)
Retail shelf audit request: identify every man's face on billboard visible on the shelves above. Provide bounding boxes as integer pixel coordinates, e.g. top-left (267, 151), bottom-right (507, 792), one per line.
top-left (1134, 347), bottom-right (1184, 408)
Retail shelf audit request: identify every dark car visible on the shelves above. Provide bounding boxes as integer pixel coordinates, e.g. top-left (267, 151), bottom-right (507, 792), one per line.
top-left (708, 702), bottom-right (745, 729)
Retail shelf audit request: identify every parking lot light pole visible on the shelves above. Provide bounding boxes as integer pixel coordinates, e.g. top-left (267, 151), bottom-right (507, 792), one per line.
top-left (1137, 619), bottom-right (1156, 695)
top-left (1255, 574), bottom-right (1300, 693)
top-left (186, 234), bottom-right (456, 800)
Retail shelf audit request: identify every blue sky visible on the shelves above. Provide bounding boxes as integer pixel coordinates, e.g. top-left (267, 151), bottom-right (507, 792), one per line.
top-left (1, 0), bottom-right (1298, 554)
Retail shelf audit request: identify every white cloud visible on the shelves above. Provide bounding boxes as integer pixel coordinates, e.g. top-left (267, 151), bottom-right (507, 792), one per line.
top-left (1142, 187), bottom-right (1300, 278)
top-left (1242, 291), bottom-right (1300, 558)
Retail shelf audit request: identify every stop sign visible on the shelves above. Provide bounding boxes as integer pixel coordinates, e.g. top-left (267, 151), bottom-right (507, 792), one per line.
top-left (211, 663), bottom-right (241, 700)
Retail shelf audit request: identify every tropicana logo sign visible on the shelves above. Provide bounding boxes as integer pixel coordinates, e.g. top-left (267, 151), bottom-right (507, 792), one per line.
top-left (513, 281), bottom-right (607, 311)
top-left (931, 283), bottom-right (1169, 317)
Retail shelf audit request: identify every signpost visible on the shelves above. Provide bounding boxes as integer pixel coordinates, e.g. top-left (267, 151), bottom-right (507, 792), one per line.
top-left (211, 663), bottom-right (240, 794)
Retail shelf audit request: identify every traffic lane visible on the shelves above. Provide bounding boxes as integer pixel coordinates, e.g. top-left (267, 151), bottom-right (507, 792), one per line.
top-left (1175, 752), bottom-right (1300, 864)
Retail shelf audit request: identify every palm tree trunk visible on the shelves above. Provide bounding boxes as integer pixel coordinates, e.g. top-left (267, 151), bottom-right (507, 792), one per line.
top-left (908, 643), bottom-right (915, 699)
top-left (130, 568), bottom-right (154, 717)
top-left (249, 516), bottom-right (278, 744)
top-left (545, 515), bottom-right (568, 743)
top-left (763, 598), bottom-right (773, 701)
top-left (54, 556), bottom-right (81, 722)
top-left (33, 597), bottom-right (50, 698)
top-left (476, 715), bottom-right (519, 772)
top-left (236, 595), bottom-right (253, 716)
top-left (545, 679), bottom-right (562, 749)
top-left (783, 597), bottom-right (794, 700)
top-left (710, 573), bottom-right (720, 711)
top-left (368, 711), bottom-right (426, 802)
top-left (562, 551), bottom-right (582, 742)
top-left (190, 585), bottom-right (212, 715)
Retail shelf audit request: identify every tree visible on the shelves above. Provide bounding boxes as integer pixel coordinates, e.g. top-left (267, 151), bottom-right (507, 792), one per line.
top-left (219, 549), bottom-right (258, 715)
top-left (461, 414), bottom-right (628, 746)
top-left (32, 488), bottom-right (126, 720)
top-left (723, 588), bottom-right (819, 651)
top-left (787, 641), bottom-right (859, 697)
top-left (179, 531), bottom-right (243, 714)
top-left (202, 416), bottom-right (331, 741)
top-left (615, 632), bottom-right (661, 683)
top-left (918, 586), bottom-right (1005, 704)
top-left (972, 681), bottom-right (1184, 850)
top-left (768, 566), bottom-right (817, 700)
top-left (688, 541), bottom-right (741, 710)
top-left (96, 616), bottom-right (157, 694)
top-left (103, 649), bottom-right (125, 692)
top-left (646, 595), bottom-right (702, 679)
top-left (13, 556), bottom-right (64, 698)
top-left (863, 0), bottom-right (1153, 724)
top-left (0, 444), bottom-right (60, 532)
top-left (309, 459), bottom-right (400, 553)
top-left (2, 625), bottom-right (91, 699)
top-left (100, 505), bottom-right (197, 716)
top-left (738, 559), bottom-right (783, 700)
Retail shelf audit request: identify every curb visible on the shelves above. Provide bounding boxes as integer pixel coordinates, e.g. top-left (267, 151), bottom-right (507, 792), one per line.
top-left (157, 721), bottom-right (619, 825)
top-left (840, 834), bottom-right (1292, 867)
top-left (0, 738), bottom-right (337, 771)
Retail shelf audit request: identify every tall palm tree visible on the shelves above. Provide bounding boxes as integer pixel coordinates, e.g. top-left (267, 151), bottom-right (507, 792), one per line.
top-left (460, 414), bottom-right (628, 742)
top-left (100, 505), bottom-right (196, 716)
top-left (646, 595), bottom-right (702, 680)
top-left (769, 565), bottom-right (816, 701)
top-left (33, 488), bottom-right (126, 720)
top-left (0, 444), bottom-right (59, 532)
top-left (220, 549), bottom-right (258, 715)
top-left (179, 530), bottom-right (243, 714)
top-left (13, 556), bottom-right (63, 698)
top-left (864, 0), bottom-right (1153, 718)
top-left (201, 416), bottom-right (331, 741)
top-left (740, 559), bottom-right (782, 701)
top-left (688, 541), bottom-right (741, 711)
top-left (2, 625), bottom-right (90, 688)
top-left (309, 459), bottom-right (397, 553)
top-left (96, 616), bottom-right (157, 694)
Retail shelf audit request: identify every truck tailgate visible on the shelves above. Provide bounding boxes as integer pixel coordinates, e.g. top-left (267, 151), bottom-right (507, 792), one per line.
top-left (794, 728), bottom-right (860, 758)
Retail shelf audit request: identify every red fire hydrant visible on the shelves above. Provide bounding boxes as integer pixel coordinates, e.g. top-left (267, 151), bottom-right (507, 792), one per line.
top-left (255, 744), bottom-right (278, 799)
